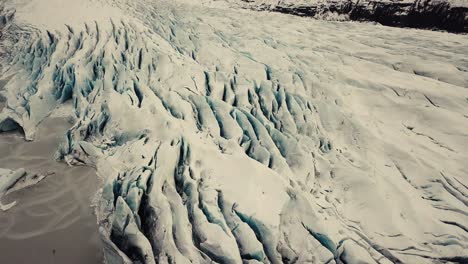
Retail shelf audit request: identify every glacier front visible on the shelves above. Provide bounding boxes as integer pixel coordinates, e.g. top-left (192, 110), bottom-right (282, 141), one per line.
top-left (0, 0), bottom-right (467, 263)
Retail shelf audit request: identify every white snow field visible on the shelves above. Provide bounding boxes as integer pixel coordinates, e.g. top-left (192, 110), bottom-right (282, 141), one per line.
top-left (0, 0), bottom-right (467, 263)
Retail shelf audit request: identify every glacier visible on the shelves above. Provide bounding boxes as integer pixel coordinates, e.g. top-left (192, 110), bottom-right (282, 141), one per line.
top-left (0, 0), bottom-right (467, 263)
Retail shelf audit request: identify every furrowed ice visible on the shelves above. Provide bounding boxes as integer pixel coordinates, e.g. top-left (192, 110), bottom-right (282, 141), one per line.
top-left (0, 0), bottom-right (467, 263)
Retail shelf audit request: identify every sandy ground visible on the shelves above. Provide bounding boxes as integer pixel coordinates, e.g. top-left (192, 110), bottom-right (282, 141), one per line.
top-left (0, 112), bottom-right (103, 263)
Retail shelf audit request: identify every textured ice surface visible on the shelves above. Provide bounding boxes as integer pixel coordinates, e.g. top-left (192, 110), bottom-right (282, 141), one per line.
top-left (0, 0), bottom-right (467, 263)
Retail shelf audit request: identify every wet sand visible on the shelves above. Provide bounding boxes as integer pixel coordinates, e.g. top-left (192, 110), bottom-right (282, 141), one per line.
top-left (0, 115), bottom-right (104, 263)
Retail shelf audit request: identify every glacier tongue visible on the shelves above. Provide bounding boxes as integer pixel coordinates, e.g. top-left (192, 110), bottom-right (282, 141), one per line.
top-left (1, 0), bottom-right (468, 263)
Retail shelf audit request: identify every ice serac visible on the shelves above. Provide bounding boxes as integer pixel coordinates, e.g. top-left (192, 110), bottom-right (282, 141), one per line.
top-left (236, 0), bottom-right (468, 32)
top-left (0, 0), bottom-right (467, 263)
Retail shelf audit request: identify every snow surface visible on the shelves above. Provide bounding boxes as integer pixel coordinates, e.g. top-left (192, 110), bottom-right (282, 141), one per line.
top-left (0, 0), bottom-right (467, 263)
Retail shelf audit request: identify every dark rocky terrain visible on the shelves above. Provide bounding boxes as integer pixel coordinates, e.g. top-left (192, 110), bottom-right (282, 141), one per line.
top-left (243, 0), bottom-right (468, 32)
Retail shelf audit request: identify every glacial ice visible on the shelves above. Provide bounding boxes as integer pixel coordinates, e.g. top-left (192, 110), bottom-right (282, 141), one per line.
top-left (0, 168), bottom-right (46, 211)
top-left (0, 0), bottom-right (467, 263)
